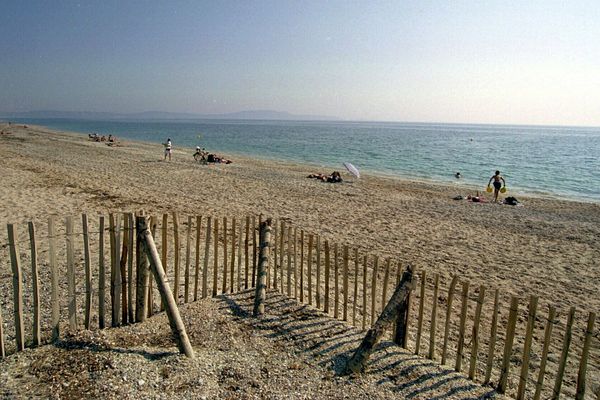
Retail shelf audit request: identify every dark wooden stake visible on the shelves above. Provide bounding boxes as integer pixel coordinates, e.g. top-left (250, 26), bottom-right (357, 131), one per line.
top-left (345, 265), bottom-right (414, 374)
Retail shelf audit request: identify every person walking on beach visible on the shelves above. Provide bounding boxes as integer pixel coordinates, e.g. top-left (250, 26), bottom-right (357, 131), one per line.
top-left (164, 138), bottom-right (172, 161)
top-left (488, 170), bottom-right (506, 202)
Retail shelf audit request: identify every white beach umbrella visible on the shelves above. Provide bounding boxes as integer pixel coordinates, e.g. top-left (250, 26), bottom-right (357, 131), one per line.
top-left (343, 162), bottom-right (360, 178)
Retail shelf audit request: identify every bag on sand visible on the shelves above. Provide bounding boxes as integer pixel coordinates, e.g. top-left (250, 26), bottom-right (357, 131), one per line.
top-left (505, 196), bottom-right (519, 206)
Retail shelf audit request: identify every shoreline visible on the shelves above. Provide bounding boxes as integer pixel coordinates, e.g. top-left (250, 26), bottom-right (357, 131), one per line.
top-left (6, 118), bottom-right (599, 204)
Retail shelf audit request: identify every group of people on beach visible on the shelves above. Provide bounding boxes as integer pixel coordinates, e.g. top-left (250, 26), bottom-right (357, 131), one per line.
top-left (193, 146), bottom-right (232, 164)
top-left (454, 170), bottom-right (509, 203)
top-left (88, 133), bottom-right (116, 143)
top-left (161, 138), bottom-right (232, 164)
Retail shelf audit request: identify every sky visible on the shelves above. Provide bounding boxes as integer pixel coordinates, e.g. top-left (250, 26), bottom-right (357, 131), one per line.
top-left (1, 0), bottom-right (599, 126)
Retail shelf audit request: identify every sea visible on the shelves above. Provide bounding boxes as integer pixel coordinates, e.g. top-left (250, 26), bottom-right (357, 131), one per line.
top-left (10, 118), bottom-right (600, 202)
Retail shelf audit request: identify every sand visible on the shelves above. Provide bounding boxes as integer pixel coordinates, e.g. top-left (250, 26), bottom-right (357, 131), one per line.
top-left (1, 122), bottom-right (599, 398)
top-left (1, 123), bottom-right (599, 312)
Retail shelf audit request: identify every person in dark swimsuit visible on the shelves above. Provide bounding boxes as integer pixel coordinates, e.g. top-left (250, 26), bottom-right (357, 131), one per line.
top-left (488, 170), bottom-right (506, 203)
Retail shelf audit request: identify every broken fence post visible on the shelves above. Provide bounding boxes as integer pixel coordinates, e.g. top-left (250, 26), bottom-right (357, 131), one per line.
top-left (345, 265), bottom-right (414, 374)
top-left (136, 216), bottom-right (195, 358)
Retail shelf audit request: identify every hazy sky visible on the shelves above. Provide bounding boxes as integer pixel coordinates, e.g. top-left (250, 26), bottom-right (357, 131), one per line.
top-left (1, 1), bottom-right (599, 125)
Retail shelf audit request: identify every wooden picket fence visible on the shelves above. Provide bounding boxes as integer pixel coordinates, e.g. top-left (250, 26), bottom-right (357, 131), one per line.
top-left (0, 212), bottom-right (598, 399)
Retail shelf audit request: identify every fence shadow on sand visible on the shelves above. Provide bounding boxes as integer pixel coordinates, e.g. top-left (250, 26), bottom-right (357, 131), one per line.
top-left (217, 289), bottom-right (501, 400)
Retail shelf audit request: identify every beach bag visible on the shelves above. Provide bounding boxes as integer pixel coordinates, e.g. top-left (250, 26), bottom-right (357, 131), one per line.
top-left (505, 196), bottom-right (519, 206)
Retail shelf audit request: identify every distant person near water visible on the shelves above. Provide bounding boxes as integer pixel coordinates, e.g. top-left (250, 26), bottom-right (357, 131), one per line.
top-left (488, 170), bottom-right (506, 202)
top-left (164, 138), bottom-right (172, 161)
top-left (455, 172), bottom-right (461, 179)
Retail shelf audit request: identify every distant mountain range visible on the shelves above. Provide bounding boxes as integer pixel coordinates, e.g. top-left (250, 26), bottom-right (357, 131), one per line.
top-left (0, 109), bottom-right (339, 121)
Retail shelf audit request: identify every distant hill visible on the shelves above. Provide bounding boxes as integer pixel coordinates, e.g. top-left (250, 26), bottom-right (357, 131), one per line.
top-left (0, 109), bottom-right (339, 121)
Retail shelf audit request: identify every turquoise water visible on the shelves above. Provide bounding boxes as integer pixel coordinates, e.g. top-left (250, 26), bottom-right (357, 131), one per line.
top-left (13, 118), bottom-right (600, 202)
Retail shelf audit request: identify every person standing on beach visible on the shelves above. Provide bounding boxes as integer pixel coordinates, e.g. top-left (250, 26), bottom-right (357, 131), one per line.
top-left (164, 138), bottom-right (172, 161)
top-left (488, 170), bottom-right (506, 202)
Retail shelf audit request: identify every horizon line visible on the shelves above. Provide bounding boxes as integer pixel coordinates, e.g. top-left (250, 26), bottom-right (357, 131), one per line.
top-left (2, 109), bottom-right (600, 130)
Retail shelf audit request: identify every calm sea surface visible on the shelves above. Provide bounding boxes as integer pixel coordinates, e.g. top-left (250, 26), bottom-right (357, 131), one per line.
top-left (13, 118), bottom-right (600, 202)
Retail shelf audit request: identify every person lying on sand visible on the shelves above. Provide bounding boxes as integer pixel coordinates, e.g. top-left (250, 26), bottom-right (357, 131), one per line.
top-left (466, 191), bottom-right (486, 202)
top-left (206, 153), bottom-right (232, 164)
top-left (307, 171), bottom-right (343, 183)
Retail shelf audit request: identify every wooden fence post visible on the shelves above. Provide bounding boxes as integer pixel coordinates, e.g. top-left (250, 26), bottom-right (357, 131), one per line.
top-left (244, 216), bottom-right (250, 289)
top-left (252, 216), bottom-right (257, 287)
top-left (455, 281), bottom-right (469, 372)
top-left (98, 216), bottom-right (106, 329)
top-left (230, 217), bottom-right (236, 293)
top-left (173, 212), bottom-right (181, 301)
top-left (352, 248), bottom-right (359, 326)
top-left (268, 220), bottom-right (274, 288)
top-left (380, 258), bottom-right (390, 323)
top-left (253, 218), bottom-right (272, 316)
top-left (286, 226), bottom-right (292, 296)
top-left (392, 267), bottom-right (401, 340)
top-left (109, 214), bottom-right (120, 327)
top-left (135, 216), bottom-right (149, 323)
top-left (394, 263), bottom-right (412, 348)
top-left (159, 214), bottom-right (168, 311)
top-left (441, 276), bottom-right (459, 364)
top-left (517, 295), bottom-right (538, 400)
top-left (127, 213), bottom-right (134, 323)
top-left (185, 215), bottom-right (192, 302)
top-left (202, 216), bottom-right (212, 298)
top-left (300, 230), bottom-right (305, 302)
top-left (213, 217), bottom-right (219, 297)
top-left (66, 216), bottom-right (78, 331)
top-left (316, 236), bottom-right (321, 308)
top-left (370, 256), bottom-right (379, 326)
top-left (343, 245), bottom-right (349, 320)
top-left (194, 216), bottom-right (202, 301)
top-left (498, 296), bottom-right (520, 394)
top-left (484, 289), bottom-right (500, 385)
top-left (552, 306), bottom-right (576, 400)
top-left (222, 217), bottom-right (228, 294)
top-left (575, 312), bottom-right (596, 400)
top-left (468, 285), bottom-right (486, 379)
top-left (28, 222), bottom-right (41, 346)
top-left (415, 270), bottom-right (427, 355)
top-left (48, 217), bottom-right (60, 339)
top-left (148, 216), bottom-right (157, 316)
top-left (428, 274), bottom-right (440, 360)
top-left (308, 234), bottom-right (314, 305)
top-left (345, 265), bottom-right (414, 374)
top-left (362, 255), bottom-right (367, 330)
top-left (533, 305), bottom-right (556, 400)
top-left (120, 214), bottom-right (129, 324)
top-left (80, 215), bottom-right (92, 330)
top-left (334, 243), bottom-right (339, 318)
top-left (237, 218), bottom-right (243, 292)
top-left (137, 217), bottom-right (195, 358)
top-left (276, 220), bottom-right (284, 291)
top-left (293, 228), bottom-right (298, 298)
top-left (7, 224), bottom-right (25, 351)
top-left (324, 240), bottom-right (330, 313)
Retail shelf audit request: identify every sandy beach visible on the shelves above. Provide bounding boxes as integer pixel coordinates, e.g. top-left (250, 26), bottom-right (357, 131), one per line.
top-left (1, 123), bottom-right (599, 312)
top-left (1, 122), bottom-right (599, 398)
